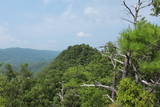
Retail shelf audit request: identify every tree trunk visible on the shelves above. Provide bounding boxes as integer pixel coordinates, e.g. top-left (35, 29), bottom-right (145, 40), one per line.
top-left (122, 52), bottom-right (130, 78)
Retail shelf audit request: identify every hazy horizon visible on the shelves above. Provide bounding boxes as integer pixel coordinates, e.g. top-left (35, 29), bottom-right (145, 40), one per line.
top-left (0, 47), bottom-right (60, 51)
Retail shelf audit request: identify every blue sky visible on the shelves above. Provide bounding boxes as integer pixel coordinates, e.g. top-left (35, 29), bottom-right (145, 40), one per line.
top-left (0, 0), bottom-right (158, 50)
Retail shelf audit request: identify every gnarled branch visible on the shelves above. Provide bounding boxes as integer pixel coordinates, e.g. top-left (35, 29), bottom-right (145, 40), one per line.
top-left (81, 83), bottom-right (117, 93)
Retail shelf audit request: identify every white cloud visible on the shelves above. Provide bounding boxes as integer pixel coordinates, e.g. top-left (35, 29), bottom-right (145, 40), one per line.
top-left (83, 6), bottom-right (109, 23)
top-left (7, 0), bottom-right (128, 50)
top-left (84, 7), bottom-right (99, 16)
top-left (77, 32), bottom-right (92, 37)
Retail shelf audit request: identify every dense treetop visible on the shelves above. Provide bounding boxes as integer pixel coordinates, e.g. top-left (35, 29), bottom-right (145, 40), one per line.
top-left (47, 44), bottom-right (100, 71)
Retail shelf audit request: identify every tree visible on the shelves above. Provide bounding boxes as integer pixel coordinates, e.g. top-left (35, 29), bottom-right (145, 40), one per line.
top-left (81, 13), bottom-right (160, 106)
top-left (4, 64), bottom-right (16, 81)
top-left (152, 0), bottom-right (160, 16)
top-left (79, 87), bottom-right (108, 107)
top-left (116, 78), bottom-right (155, 107)
top-left (122, 0), bottom-right (153, 25)
top-left (119, 21), bottom-right (160, 80)
top-left (47, 44), bottom-right (100, 71)
top-left (0, 74), bottom-right (7, 107)
top-left (19, 64), bottom-right (32, 78)
top-left (63, 89), bottom-right (80, 107)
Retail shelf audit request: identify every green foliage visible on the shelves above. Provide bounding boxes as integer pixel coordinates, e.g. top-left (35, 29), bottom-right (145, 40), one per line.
top-left (38, 44), bottom-right (112, 107)
top-left (0, 64), bottom-right (35, 107)
top-left (119, 21), bottom-right (160, 79)
top-left (79, 87), bottom-right (108, 107)
top-left (116, 78), bottom-right (156, 107)
top-left (152, 0), bottom-right (160, 16)
top-left (47, 44), bottom-right (100, 71)
top-left (24, 70), bottom-right (63, 106)
top-left (1, 0), bottom-right (160, 106)
top-left (0, 48), bottom-right (59, 72)
top-left (0, 75), bottom-right (7, 106)
top-left (85, 61), bottom-right (113, 84)
top-left (119, 21), bottom-right (160, 57)
top-left (0, 35), bottom-right (160, 106)
top-left (0, 96), bottom-right (6, 107)
top-left (63, 66), bottom-right (94, 85)
top-left (63, 89), bottom-right (81, 107)
top-left (23, 83), bottom-right (53, 106)
top-left (4, 64), bottom-right (16, 81)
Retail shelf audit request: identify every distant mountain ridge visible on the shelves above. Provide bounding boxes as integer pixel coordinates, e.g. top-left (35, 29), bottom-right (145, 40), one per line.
top-left (0, 48), bottom-right (59, 71)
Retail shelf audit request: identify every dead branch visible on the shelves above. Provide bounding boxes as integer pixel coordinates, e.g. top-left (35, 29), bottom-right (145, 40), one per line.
top-left (112, 58), bottom-right (124, 65)
top-left (122, 0), bottom-right (152, 25)
top-left (142, 80), bottom-right (152, 86)
top-left (81, 83), bottom-right (117, 93)
top-left (123, 0), bottom-right (135, 18)
top-left (121, 17), bottom-right (135, 24)
top-left (140, 0), bottom-right (153, 9)
top-left (104, 94), bottom-right (115, 103)
top-left (141, 80), bottom-right (160, 87)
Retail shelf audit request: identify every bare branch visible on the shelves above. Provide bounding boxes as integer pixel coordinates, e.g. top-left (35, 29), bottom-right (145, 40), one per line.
top-left (58, 81), bottom-right (65, 102)
top-left (122, 0), bottom-right (152, 25)
top-left (141, 79), bottom-right (160, 87)
top-left (104, 94), bottom-right (115, 103)
top-left (140, 0), bottom-right (153, 9)
top-left (150, 79), bottom-right (155, 83)
top-left (110, 58), bottom-right (116, 68)
top-left (150, 79), bottom-right (160, 85)
top-left (123, 0), bottom-right (135, 18)
top-left (141, 80), bottom-right (152, 86)
top-left (81, 83), bottom-right (117, 93)
top-left (113, 58), bottom-right (124, 65)
top-left (118, 53), bottom-right (127, 58)
top-left (108, 56), bottom-right (124, 65)
top-left (57, 92), bottom-right (64, 102)
top-left (121, 17), bottom-right (135, 24)
top-left (138, 0), bottom-right (141, 4)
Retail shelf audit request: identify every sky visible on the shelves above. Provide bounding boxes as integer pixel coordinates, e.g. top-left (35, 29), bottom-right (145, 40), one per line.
top-left (0, 0), bottom-right (159, 51)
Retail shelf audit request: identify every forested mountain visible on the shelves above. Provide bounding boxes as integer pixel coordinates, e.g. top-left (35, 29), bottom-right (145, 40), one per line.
top-left (0, 48), bottom-right (59, 71)
top-left (0, 0), bottom-right (160, 107)
top-left (47, 44), bottom-right (100, 71)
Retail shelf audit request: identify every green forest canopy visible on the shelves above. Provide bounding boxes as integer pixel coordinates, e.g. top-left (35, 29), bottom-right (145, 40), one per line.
top-left (1, 0), bottom-right (160, 107)
top-left (0, 48), bottom-right (59, 72)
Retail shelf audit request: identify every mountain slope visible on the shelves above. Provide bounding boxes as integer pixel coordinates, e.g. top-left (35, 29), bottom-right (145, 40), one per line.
top-left (47, 44), bottom-right (101, 71)
top-left (0, 48), bottom-right (59, 71)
